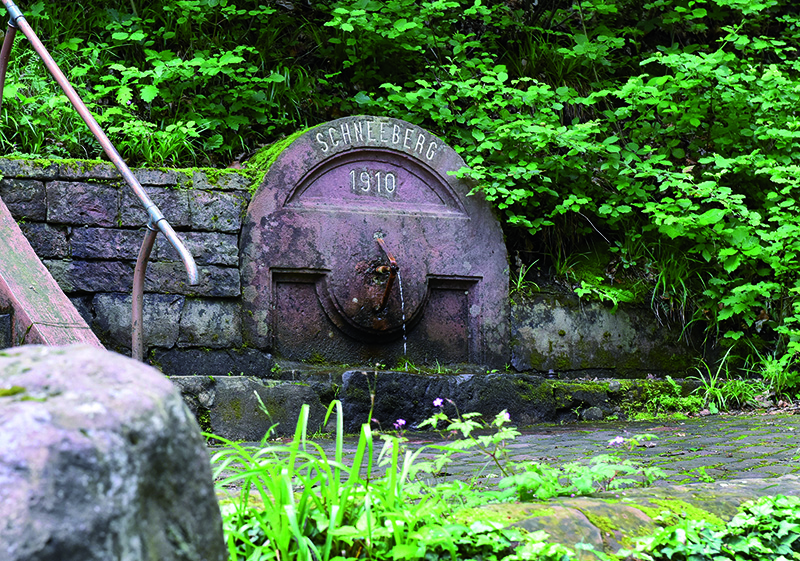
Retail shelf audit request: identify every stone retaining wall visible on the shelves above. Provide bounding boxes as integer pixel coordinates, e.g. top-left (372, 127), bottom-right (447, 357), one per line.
top-left (0, 157), bottom-right (697, 378)
top-left (0, 158), bottom-right (263, 373)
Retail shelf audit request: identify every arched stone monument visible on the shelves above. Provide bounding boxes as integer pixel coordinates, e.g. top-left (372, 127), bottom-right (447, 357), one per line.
top-left (240, 116), bottom-right (508, 367)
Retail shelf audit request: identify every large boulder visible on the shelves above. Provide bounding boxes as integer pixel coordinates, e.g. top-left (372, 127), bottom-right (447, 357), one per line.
top-left (0, 345), bottom-right (225, 561)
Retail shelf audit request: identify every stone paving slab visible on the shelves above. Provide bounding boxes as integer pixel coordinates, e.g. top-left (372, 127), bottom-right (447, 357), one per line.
top-left (224, 411), bottom-right (800, 558)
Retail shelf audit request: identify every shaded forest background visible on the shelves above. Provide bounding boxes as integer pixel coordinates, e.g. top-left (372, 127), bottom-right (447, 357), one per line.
top-left (4, 0), bottom-right (800, 385)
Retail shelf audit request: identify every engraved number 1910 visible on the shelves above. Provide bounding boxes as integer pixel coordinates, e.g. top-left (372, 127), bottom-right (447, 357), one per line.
top-left (350, 169), bottom-right (397, 196)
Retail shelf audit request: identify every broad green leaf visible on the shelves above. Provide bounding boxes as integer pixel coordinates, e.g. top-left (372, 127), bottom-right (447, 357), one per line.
top-left (140, 84), bottom-right (160, 103)
top-left (116, 85), bottom-right (133, 106)
top-left (697, 208), bottom-right (726, 226)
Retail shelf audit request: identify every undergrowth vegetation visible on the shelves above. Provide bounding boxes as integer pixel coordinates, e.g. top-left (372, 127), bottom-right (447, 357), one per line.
top-left (212, 400), bottom-right (800, 560)
top-left (5, 0), bottom-right (800, 386)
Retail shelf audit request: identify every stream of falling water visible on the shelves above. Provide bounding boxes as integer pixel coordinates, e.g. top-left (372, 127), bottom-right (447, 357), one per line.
top-left (397, 271), bottom-right (408, 360)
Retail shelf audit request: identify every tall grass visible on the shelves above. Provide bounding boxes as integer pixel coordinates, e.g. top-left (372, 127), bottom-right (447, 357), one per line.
top-left (209, 401), bottom-right (670, 560)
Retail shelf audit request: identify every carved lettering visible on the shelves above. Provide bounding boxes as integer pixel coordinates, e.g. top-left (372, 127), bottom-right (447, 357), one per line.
top-left (328, 127), bottom-right (340, 148)
top-left (315, 132), bottom-right (329, 152)
top-left (349, 167), bottom-right (398, 198)
top-left (414, 133), bottom-right (425, 154)
top-left (313, 119), bottom-right (441, 163)
top-left (340, 123), bottom-right (352, 144)
top-left (426, 142), bottom-right (438, 160)
top-left (353, 121), bottom-right (364, 142)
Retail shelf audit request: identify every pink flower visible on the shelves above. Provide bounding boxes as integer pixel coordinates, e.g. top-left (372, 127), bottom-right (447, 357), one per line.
top-left (501, 411), bottom-right (510, 422)
top-left (433, 398), bottom-right (443, 407)
top-left (608, 436), bottom-right (625, 447)
top-left (393, 419), bottom-right (406, 430)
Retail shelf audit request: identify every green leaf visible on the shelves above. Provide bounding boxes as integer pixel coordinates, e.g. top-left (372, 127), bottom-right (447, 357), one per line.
top-left (116, 85), bottom-right (133, 106)
top-left (723, 254), bottom-right (741, 273)
top-left (697, 208), bottom-right (726, 226)
top-left (140, 84), bottom-right (160, 103)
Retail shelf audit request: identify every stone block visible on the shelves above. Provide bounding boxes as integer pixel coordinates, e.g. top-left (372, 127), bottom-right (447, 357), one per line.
top-left (19, 222), bottom-right (69, 258)
top-left (189, 189), bottom-right (246, 233)
top-left (145, 262), bottom-right (240, 297)
top-left (0, 179), bottom-right (47, 220)
top-left (192, 170), bottom-right (252, 191)
top-left (68, 295), bottom-right (94, 327)
top-left (71, 226), bottom-right (145, 260)
top-left (171, 375), bottom-right (326, 439)
top-left (93, 292), bottom-right (185, 351)
top-left (0, 345), bottom-right (226, 561)
top-left (44, 259), bottom-right (134, 293)
top-left (0, 313), bottom-right (10, 349)
top-left (46, 180), bottom-right (119, 226)
top-left (178, 298), bottom-right (242, 348)
top-left (58, 160), bottom-right (120, 180)
top-left (510, 294), bottom-right (695, 377)
top-left (155, 231), bottom-right (239, 266)
top-left (151, 347), bottom-right (276, 377)
top-left (119, 185), bottom-right (190, 227)
top-left (134, 168), bottom-right (182, 185)
top-left (0, 158), bottom-right (59, 179)
top-left (340, 370), bottom-right (558, 433)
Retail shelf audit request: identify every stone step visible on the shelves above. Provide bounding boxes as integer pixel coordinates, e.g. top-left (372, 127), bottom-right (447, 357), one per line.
top-left (171, 372), bottom-right (703, 440)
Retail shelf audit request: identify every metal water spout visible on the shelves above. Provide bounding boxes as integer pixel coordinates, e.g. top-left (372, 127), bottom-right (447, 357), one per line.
top-left (375, 237), bottom-right (399, 311)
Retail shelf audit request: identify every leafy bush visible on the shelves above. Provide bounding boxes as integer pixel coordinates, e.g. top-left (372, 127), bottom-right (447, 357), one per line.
top-left (8, 0), bottom-right (800, 382)
top-left (635, 495), bottom-right (800, 561)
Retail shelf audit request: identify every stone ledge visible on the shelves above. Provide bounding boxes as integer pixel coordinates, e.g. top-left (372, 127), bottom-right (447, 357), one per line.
top-left (171, 375), bottom-right (326, 440)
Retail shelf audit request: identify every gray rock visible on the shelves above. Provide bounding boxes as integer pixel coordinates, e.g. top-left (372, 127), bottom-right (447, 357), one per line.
top-left (0, 158), bottom-right (59, 179)
top-left (171, 375), bottom-right (326, 439)
top-left (44, 259), bottom-right (134, 293)
top-left (93, 293), bottom-right (184, 351)
top-left (46, 181), bottom-right (120, 226)
top-left (134, 168), bottom-right (182, 185)
top-left (0, 314), bottom-right (10, 349)
top-left (151, 347), bottom-right (276, 378)
top-left (58, 160), bottom-right (119, 180)
top-left (71, 227), bottom-right (145, 260)
top-left (581, 406), bottom-right (604, 421)
top-left (19, 222), bottom-right (69, 258)
top-left (0, 345), bottom-right (225, 561)
top-left (145, 262), bottom-right (241, 297)
top-left (178, 299), bottom-right (242, 348)
top-left (339, 370), bottom-right (558, 433)
top-left (608, 380), bottom-right (622, 393)
top-left (155, 231), bottom-right (239, 266)
top-left (510, 294), bottom-right (695, 377)
top-left (192, 170), bottom-right (252, 191)
top-left (188, 189), bottom-right (247, 233)
top-left (119, 186), bottom-right (190, 228)
top-left (0, 178), bottom-right (47, 220)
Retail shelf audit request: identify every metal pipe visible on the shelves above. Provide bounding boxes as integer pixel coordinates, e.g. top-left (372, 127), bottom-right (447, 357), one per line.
top-left (0, 0), bottom-right (198, 285)
top-left (131, 222), bottom-right (158, 361)
top-left (375, 238), bottom-right (399, 311)
top-left (0, 23), bottom-right (17, 112)
top-left (1, 0), bottom-right (199, 361)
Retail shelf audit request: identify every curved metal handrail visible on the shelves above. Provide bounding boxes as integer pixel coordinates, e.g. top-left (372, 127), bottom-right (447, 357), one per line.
top-left (0, 0), bottom-right (199, 361)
